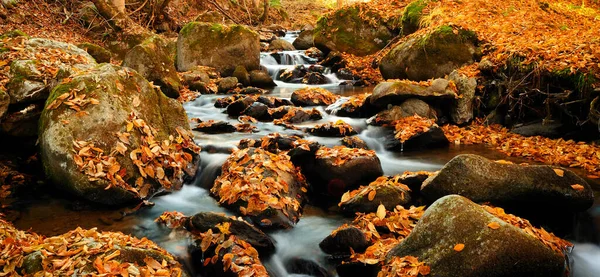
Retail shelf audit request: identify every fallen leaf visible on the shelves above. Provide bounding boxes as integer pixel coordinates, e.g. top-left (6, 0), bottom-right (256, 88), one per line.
top-left (553, 168), bottom-right (564, 177)
top-left (453, 243), bottom-right (465, 252)
top-left (376, 204), bottom-right (386, 220)
top-left (571, 184), bottom-right (585, 191)
top-left (368, 190), bottom-right (376, 201)
top-left (487, 222), bottom-right (501, 230)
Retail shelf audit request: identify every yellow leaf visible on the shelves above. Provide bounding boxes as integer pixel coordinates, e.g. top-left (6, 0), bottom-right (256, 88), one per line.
top-left (453, 243), bottom-right (465, 252)
top-left (571, 184), bottom-right (584, 191)
top-left (487, 222), bottom-right (500, 230)
top-left (376, 204), bottom-right (386, 220)
top-left (553, 168), bottom-right (564, 177)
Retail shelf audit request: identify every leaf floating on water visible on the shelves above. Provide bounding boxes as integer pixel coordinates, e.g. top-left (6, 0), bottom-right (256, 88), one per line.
top-left (376, 204), bottom-right (386, 220)
top-left (487, 222), bottom-right (501, 230)
top-left (368, 190), bottom-right (377, 201)
top-left (553, 168), bottom-right (564, 177)
top-left (453, 243), bottom-right (465, 252)
top-left (571, 184), bottom-right (584, 191)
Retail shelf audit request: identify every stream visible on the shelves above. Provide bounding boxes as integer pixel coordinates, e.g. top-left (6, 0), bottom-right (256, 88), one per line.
top-left (10, 32), bottom-right (600, 277)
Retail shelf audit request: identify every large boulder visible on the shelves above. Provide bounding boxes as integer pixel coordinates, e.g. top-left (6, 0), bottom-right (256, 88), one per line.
top-left (210, 147), bottom-right (308, 229)
top-left (379, 25), bottom-right (480, 81)
top-left (123, 35), bottom-right (182, 98)
top-left (421, 154), bottom-right (594, 211)
top-left (370, 79), bottom-right (457, 107)
top-left (313, 5), bottom-right (393, 56)
top-left (176, 22), bottom-right (260, 76)
top-left (293, 29), bottom-right (314, 50)
top-left (388, 195), bottom-right (570, 277)
top-left (39, 64), bottom-right (200, 205)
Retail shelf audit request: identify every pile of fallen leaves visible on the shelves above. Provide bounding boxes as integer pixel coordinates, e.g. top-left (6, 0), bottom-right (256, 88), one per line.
top-left (442, 122), bottom-right (600, 178)
top-left (46, 86), bottom-right (100, 113)
top-left (393, 115), bottom-right (437, 142)
top-left (0, 217), bottom-right (183, 276)
top-left (342, 53), bottom-right (383, 84)
top-left (309, 120), bottom-right (356, 136)
top-left (0, 36), bottom-right (93, 91)
top-left (340, 175), bottom-right (411, 206)
top-left (211, 148), bottom-right (307, 217)
top-left (73, 113), bottom-right (200, 198)
top-left (292, 87), bottom-right (340, 106)
top-left (155, 211), bottom-right (268, 277)
top-left (315, 146), bottom-right (376, 166)
top-left (378, 256), bottom-right (430, 277)
top-left (334, 205), bottom-right (425, 265)
top-left (483, 205), bottom-right (573, 255)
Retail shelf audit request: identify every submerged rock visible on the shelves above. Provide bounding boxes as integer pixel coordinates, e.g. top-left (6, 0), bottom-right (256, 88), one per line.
top-left (388, 195), bottom-right (570, 277)
top-left (39, 64), bottom-right (200, 205)
top-left (177, 22), bottom-right (260, 76)
top-left (210, 147), bottom-right (308, 229)
top-left (379, 25), bottom-right (480, 81)
top-left (123, 35), bottom-right (182, 98)
top-left (421, 154), bottom-right (594, 211)
top-left (193, 120), bottom-right (237, 134)
top-left (313, 5), bottom-right (393, 56)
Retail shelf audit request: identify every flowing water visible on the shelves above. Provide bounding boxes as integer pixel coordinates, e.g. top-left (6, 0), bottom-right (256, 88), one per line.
top-left (10, 33), bottom-right (600, 277)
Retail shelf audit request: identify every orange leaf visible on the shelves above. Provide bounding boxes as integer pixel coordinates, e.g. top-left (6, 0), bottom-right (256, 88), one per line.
top-left (571, 184), bottom-right (585, 191)
top-left (376, 204), bottom-right (386, 220)
top-left (453, 243), bottom-right (465, 252)
top-left (487, 222), bottom-right (500, 230)
top-left (553, 169), bottom-right (564, 177)
top-left (368, 190), bottom-right (376, 201)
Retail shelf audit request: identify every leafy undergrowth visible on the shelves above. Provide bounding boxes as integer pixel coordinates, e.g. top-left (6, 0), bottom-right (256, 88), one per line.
top-left (443, 122), bottom-right (600, 178)
top-left (0, 217), bottom-right (183, 276)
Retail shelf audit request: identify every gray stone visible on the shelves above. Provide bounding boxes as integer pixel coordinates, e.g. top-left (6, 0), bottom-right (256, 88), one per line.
top-left (370, 80), bottom-right (457, 107)
top-left (388, 195), bottom-right (568, 277)
top-left (176, 22), bottom-right (260, 76)
top-left (268, 39), bottom-right (296, 51)
top-left (249, 70), bottom-right (276, 88)
top-left (293, 30), bottom-right (314, 50)
top-left (448, 70), bottom-right (477, 125)
top-left (421, 154), bottom-right (594, 211)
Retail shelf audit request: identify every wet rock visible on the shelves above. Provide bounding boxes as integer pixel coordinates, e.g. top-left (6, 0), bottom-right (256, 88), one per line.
top-left (177, 22), bottom-right (260, 76)
top-left (279, 65), bottom-right (308, 83)
top-left (268, 39), bottom-right (295, 51)
top-left (226, 96), bottom-right (256, 116)
top-left (256, 95), bottom-right (292, 107)
top-left (39, 64), bottom-right (199, 205)
top-left (421, 154), bottom-right (594, 211)
top-left (286, 258), bottom-right (332, 277)
top-left (308, 121), bottom-right (357, 137)
top-left (370, 79), bottom-right (457, 107)
top-left (313, 5), bottom-right (393, 56)
top-left (293, 29), bottom-right (315, 50)
top-left (385, 124), bottom-right (448, 152)
top-left (231, 65), bottom-right (251, 86)
top-left (336, 68), bottom-right (357, 81)
top-left (367, 99), bottom-right (437, 126)
top-left (215, 94), bottom-right (246, 108)
top-left (217, 77), bottom-right (239, 94)
top-left (303, 72), bottom-right (327, 84)
top-left (77, 42), bottom-right (112, 63)
top-left (291, 87), bottom-right (340, 106)
top-left (211, 148), bottom-right (308, 229)
top-left (319, 226), bottom-right (370, 255)
top-left (123, 35), bottom-right (181, 98)
top-left (510, 121), bottom-right (565, 138)
top-left (238, 87), bottom-right (266, 95)
top-left (319, 51), bottom-right (346, 72)
top-left (6, 61), bottom-right (46, 104)
top-left (238, 133), bottom-right (304, 153)
top-left (448, 70), bottom-right (477, 125)
top-left (380, 25), bottom-right (480, 80)
top-left (305, 47), bottom-right (324, 59)
top-left (398, 171), bottom-right (435, 191)
top-left (184, 212), bottom-right (275, 255)
top-left (303, 146), bottom-right (383, 199)
top-left (388, 195), bottom-right (568, 277)
top-left (243, 102), bottom-right (270, 120)
top-left (341, 136), bottom-right (368, 149)
top-left (0, 102), bottom-right (43, 137)
top-left (193, 120), bottom-right (236, 134)
top-left (326, 94), bottom-right (376, 118)
top-left (269, 106), bottom-right (323, 123)
top-left (339, 176), bottom-right (412, 214)
top-left (249, 70), bottom-right (276, 88)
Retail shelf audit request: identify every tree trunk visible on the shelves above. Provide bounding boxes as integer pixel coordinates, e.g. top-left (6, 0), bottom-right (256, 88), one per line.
top-left (260, 0), bottom-right (268, 23)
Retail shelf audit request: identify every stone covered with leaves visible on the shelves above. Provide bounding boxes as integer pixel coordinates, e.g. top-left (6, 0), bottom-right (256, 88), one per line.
top-left (39, 64), bottom-right (199, 205)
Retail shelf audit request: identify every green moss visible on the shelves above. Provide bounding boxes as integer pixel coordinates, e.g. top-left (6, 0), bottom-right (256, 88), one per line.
top-left (209, 23), bottom-right (224, 33)
top-left (179, 22), bottom-right (200, 37)
top-left (0, 29), bottom-right (28, 39)
top-left (402, 0), bottom-right (429, 35)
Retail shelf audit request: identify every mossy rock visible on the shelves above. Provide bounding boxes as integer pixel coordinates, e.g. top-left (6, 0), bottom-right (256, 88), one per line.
top-left (388, 195), bottom-right (568, 277)
top-left (77, 42), bottom-right (112, 63)
top-left (176, 22), bottom-right (260, 76)
top-left (123, 35), bottom-right (182, 98)
top-left (379, 25), bottom-right (480, 81)
top-left (313, 5), bottom-right (393, 56)
top-left (39, 64), bottom-right (195, 205)
top-left (401, 0), bottom-right (429, 35)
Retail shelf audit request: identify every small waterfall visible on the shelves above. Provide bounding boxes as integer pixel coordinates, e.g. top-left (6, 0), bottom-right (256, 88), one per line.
top-left (260, 31), bottom-right (353, 88)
